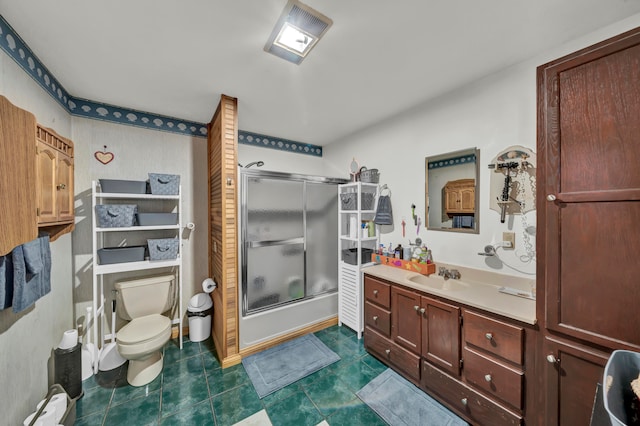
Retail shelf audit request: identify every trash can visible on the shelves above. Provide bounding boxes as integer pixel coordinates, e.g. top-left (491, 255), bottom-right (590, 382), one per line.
top-left (603, 349), bottom-right (640, 426)
top-left (187, 293), bottom-right (213, 342)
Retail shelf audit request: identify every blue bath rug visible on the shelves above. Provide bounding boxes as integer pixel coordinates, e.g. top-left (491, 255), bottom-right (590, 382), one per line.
top-left (357, 369), bottom-right (468, 426)
top-left (242, 333), bottom-right (340, 398)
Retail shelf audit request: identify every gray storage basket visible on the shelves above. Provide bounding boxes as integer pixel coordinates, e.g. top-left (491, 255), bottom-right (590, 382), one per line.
top-left (340, 193), bottom-right (375, 210)
top-left (97, 246), bottom-right (146, 265)
top-left (136, 213), bottom-right (178, 226)
top-left (99, 179), bottom-right (147, 194)
top-left (149, 173), bottom-right (180, 195)
top-left (95, 204), bottom-right (137, 228)
top-left (147, 238), bottom-right (179, 260)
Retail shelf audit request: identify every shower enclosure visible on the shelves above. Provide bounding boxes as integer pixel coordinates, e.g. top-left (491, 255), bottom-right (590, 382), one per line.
top-left (239, 169), bottom-right (346, 348)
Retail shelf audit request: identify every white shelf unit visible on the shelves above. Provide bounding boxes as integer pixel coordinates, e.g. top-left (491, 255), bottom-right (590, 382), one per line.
top-left (91, 180), bottom-right (184, 371)
top-left (338, 182), bottom-right (380, 339)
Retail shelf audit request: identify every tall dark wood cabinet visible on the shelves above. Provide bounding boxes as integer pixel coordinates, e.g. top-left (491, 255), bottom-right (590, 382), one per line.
top-left (537, 26), bottom-right (640, 425)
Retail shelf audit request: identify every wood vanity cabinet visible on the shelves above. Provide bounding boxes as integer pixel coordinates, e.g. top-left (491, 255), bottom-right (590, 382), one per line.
top-left (444, 179), bottom-right (475, 214)
top-left (364, 274), bottom-right (536, 425)
top-left (35, 125), bottom-right (74, 240)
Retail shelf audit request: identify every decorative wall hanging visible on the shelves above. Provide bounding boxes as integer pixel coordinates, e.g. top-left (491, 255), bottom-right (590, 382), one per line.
top-left (488, 145), bottom-right (536, 222)
top-left (94, 146), bottom-right (114, 165)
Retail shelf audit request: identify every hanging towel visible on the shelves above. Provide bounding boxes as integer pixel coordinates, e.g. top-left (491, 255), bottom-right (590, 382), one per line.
top-left (374, 195), bottom-right (394, 225)
top-left (12, 235), bottom-right (51, 313)
top-left (0, 255), bottom-right (14, 310)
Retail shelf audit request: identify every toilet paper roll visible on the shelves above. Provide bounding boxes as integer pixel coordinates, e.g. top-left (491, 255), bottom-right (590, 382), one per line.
top-left (37, 393), bottom-right (67, 423)
top-left (57, 329), bottom-right (78, 350)
top-left (202, 278), bottom-right (217, 293)
top-left (349, 215), bottom-right (357, 239)
top-left (24, 408), bottom-right (55, 426)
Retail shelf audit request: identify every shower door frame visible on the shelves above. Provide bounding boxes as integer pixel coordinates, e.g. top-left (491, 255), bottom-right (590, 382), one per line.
top-left (240, 169), bottom-right (347, 316)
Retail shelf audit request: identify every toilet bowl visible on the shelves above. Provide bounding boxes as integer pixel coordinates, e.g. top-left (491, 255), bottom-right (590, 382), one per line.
top-left (114, 274), bottom-right (175, 386)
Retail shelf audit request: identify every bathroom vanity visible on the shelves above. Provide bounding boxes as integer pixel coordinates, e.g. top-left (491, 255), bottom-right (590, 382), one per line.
top-left (363, 265), bottom-right (538, 426)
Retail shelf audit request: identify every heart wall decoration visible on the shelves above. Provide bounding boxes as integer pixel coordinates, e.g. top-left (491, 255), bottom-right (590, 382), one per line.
top-left (95, 146), bottom-right (114, 165)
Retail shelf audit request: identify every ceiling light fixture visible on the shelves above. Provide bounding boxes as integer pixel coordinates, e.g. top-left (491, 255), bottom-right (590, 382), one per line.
top-left (264, 0), bottom-right (333, 65)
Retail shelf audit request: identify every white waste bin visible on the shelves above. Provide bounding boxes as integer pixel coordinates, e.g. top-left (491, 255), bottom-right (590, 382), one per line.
top-left (187, 293), bottom-right (213, 342)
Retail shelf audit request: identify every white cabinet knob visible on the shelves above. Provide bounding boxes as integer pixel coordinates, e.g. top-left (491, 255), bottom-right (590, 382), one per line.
top-left (461, 398), bottom-right (468, 406)
top-left (484, 374), bottom-right (492, 382)
top-left (485, 333), bottom-right (493, 340)
top-left (373, 316), bottom-right (378, 322)
top-left (419, 308), bottom-right (426, 314)
top-left (373, 290), bottom-right (378, 296)
top-left (547, 354), bottom-right (558, 364)
top-left (547, 194), bottom-right (556, 201)
top-left (385, 349), bottom-right (391, 355)
top-left (414, 305), bottom-right (419, 311)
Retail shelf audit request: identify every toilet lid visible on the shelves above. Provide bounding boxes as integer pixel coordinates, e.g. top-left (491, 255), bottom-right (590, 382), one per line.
top-left (117, 314), bottom-right (171, 345)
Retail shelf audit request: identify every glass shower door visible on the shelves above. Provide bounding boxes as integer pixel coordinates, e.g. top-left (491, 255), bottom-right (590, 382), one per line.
top-left (243, 176), bottom-right (305, 314)
top-left (306, 182), bottom-right (339, 296)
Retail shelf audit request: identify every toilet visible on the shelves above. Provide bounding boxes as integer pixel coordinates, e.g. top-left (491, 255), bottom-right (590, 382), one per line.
top-left (114, 274), bottom-right (175, 386)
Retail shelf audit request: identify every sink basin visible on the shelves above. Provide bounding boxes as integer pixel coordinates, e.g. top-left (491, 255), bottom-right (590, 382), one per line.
top-left (407, 274), bottom-right (469, 291)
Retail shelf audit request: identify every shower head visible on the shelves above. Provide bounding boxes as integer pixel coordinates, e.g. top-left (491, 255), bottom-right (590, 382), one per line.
top-left (244, 161), bottom-right (264, 169)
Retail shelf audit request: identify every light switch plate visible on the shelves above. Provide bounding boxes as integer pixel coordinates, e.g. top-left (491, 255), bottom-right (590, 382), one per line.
top-left (503, 232), bottom-right (515, 249)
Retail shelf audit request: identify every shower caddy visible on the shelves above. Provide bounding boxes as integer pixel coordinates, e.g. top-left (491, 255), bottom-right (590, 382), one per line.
top-left (337, 182), bottom-right (380, 339)
top-left (91, 180), bottom-right (184, 372)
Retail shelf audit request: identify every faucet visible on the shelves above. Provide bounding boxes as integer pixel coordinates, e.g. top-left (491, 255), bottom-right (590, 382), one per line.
top-left (438, 267), bottom-right (461, 280)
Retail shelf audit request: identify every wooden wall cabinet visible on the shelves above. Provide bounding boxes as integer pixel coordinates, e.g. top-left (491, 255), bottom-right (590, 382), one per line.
top-left (444, 179), bottom-right (475, 214)
top-left (365, 274), bottom-right (536, 425)
top-left (35, 125), bottom-right (74, 241)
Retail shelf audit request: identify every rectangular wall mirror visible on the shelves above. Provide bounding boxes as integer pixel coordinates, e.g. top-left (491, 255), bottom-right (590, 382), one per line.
top-left (425, 148), bottom-right (480, 233)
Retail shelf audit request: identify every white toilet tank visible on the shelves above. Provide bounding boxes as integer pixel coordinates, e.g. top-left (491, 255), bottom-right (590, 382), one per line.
top-left (115, 274), bottom-right (175, 320)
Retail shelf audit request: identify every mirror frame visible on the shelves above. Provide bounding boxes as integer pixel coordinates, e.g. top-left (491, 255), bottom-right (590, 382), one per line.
top-left (425, 148), bottom-right (480, 234)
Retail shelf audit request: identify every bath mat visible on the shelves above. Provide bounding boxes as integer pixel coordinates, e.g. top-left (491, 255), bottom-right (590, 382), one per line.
top-left (357, 369), bottom-right (468, 426)
top-left (242, 334), bottom-right (340, 398)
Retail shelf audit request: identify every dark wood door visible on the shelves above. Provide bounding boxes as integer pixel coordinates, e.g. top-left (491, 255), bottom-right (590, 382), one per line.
top-left (421, 295), bottom-right (461, 376)
top-left (391, 286), bottom-right (421, 354)
top-left (542, 336), bottom-right (609, 426)
top-left (538, 26), bottom-right (640, 425)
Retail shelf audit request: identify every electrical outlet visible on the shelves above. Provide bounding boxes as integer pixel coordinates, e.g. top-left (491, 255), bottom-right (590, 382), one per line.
top-left (503, 232), bottom-right (515, 249)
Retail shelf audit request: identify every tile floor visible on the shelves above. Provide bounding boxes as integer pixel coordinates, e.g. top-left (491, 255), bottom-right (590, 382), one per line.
top-left (75, 325), bottom-right (391, 425)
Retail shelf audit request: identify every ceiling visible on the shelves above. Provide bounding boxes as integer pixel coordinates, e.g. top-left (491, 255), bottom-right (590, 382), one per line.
top-left (2, 1), bottom-right (640, 146)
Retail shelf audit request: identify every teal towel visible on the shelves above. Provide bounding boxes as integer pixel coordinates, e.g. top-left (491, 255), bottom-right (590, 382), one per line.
top-left (0, 255), bottom-right (13, 310)
top-left (374, 195), bottom-right (393, 225)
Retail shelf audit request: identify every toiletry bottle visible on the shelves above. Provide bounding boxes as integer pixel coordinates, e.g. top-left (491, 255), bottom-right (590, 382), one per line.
top-left (378, 244), bottom-right (383, 255)
top-left (395, 244), bottom-right (403, 259)
top-left (389, 243), bottom-right (394, 258)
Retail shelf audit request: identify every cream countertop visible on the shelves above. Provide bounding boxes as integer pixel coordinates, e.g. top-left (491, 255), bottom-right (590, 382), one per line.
top-left (363, 263), bottom-right (537, 325)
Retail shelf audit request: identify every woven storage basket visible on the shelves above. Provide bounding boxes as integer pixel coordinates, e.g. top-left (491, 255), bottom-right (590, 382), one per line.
top-left (95, 204), bottom-right (137, 228)
top-left (148, 173), bottom-right (180, 195)
top-left (147, 238), bottom-right (179, 260)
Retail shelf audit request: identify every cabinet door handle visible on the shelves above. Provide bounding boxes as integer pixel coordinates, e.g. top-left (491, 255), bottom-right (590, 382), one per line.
top-left (461, 398), bottom-right (468, 406)
top-left (419, 308), bottom-right (426, 314)
top-left (373, 316), bottom-right (378, 322)
top-left (484, 374), bottom-right (492, 382)
top-left (485, 332), bottom-right (493, 340)
top-left (546, 354), bottom-right (559, 364)
top-left (57, 183), bottom-right (66, 190)
top-left (373, 290), bottom-right (378, 296)
top-left (546, 194), bottom-right (556, 201)
top-left (385, 349), bottom-right (391, 355)
top-left (414, 305), bottom-right (419, 311)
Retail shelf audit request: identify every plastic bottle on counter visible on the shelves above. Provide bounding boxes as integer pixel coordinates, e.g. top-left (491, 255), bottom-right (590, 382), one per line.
top-left (395, 244), bottom-right (403, 259)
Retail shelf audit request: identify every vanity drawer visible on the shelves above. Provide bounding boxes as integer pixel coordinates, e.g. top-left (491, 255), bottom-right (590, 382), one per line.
top-left (463, 310), bottom-right (524, 365)
top-left (463, 347), bottom-right (523, 410)
top-left (364, 275), bottom-right (391, 309)
top-left (365, 301), bottom-right (391, 336)
top-left (365, 328), bottom-right (420, 383)
top-left (422, 361), bottom-right (522, 426)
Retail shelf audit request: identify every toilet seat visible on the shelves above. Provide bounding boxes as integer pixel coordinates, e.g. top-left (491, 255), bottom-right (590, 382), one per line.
top-left (117, 314), bottom-right (172, 358)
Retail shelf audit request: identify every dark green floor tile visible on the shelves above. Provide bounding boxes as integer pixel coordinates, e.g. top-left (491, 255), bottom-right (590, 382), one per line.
top-left (160, 398), bottom-right (214, 425)
top-left (162, 354), bottom-right (204, 385)
top-left (198, 336), bottom-right (216, 352)
top-left (163, 339), bottom-right (201, 364)
top-left (201, 349), bottom-right (221, 373)
top-left (76, 384), bottom-right (113, 418)
top-left (211, 383), bottom-right (263, 426)
top-left (360, 354), bottom-right (389, 375)
top-left (295, 363), bottom-right (334, 387)
top-left (332, 359), bottom-right (379, 393)
top-left (104, 389), bottom-right (160, 425)
top-left (81, 375), bottom-right (101, 391)
top-left (326, 399), bottom-right (387, 426)
top-left (111, 374), bottom-right (162, 406)
top-left (265, 389), bottom-right (323, 426)
top-left (75, 410), bottom-right (105, 426)
top-left (206, 363), bottom-right (250, 396)
top-left (160, 373), bottom-right (210, 417)
top-left (303, 373), bottom-right (358, 416)
top-left (261, 382), bottom-right (302, 407)
top-left (323, 335), bottom-right (363, 361)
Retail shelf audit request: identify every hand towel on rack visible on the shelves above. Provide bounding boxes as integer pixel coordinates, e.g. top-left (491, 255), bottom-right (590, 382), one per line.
top-left (12, 235), bottom-right (51, 313)
top-left (0, 254), bottom-right (14, 310)
top-left (374, 195), bottom-right (393, 225)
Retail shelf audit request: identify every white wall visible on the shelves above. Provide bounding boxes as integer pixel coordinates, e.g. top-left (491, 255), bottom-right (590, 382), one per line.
top-left (71, 119), bottom-right (209, 336)
top-left (0, 54), bottom-right (74, 425)
top-left (323, 12), bottom-right (640, 278)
